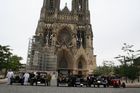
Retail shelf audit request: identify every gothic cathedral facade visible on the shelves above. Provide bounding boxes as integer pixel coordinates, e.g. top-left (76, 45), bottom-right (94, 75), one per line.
top-left (27, 0), bottom-right (96, 75)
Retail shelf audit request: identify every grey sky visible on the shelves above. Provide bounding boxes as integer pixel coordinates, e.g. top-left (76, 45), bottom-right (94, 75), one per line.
top-left (0, 0), bottom-right (140, 66)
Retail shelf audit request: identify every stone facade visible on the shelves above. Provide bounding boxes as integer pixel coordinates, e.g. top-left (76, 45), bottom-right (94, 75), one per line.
top-left (27, 0), bottom-right (96, 75)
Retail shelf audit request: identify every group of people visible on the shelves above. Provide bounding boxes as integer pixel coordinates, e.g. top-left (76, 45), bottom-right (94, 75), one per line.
top-left (6, 70), bottom-right (53, 86)
top-left (6, 70), bottom-right (30, 85)
top-left (6, 69), bottom-right (14, 85)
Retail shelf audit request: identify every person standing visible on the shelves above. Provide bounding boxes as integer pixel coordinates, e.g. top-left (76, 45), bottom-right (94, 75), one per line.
top-left (20, 72), bottom-right (24, 85)
top-left (23, 72), bottom-right (30, 85)
top-left (47, 73), bottom-right (52, 86)
top-left (6, 69), bottom-right (14, 85)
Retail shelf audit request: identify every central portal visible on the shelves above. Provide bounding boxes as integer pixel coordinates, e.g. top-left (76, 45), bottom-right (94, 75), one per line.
top-left (57, 49), bottom-right (73, 75)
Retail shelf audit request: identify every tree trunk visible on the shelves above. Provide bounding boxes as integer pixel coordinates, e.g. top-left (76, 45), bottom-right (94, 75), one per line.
top-left (4, 68), bottom-right (8, 78)
top-left (126, 77), bottom-right (128, 83)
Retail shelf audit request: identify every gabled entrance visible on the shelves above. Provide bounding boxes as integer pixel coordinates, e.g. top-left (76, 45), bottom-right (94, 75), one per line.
top-left (57, 49), bottom-right (73, 75)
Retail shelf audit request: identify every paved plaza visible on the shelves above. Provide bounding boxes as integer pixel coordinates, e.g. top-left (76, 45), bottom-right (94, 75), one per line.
top-left (0, 84), bottom-right (140, 93)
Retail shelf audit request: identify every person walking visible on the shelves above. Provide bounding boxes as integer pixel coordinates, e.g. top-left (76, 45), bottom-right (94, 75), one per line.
top-left (23, 72), bottom-right (30, 85)
top-left (6, 69), bottom-right (14, 85)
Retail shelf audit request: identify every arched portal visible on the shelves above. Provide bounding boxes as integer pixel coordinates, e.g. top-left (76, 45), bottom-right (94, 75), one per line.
top-left (58, 50), bottom-right (68, 69)
top-left (57, 49), bottom-right (73, 75)
top-left (76, 55), bottom-right (87, 75)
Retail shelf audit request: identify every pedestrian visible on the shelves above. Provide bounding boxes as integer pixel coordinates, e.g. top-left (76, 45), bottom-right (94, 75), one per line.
top-left (23, 72), bottom-right (30, 85)
top-left (121, 82), bottom-right (126, 88)
top-left (6, 69), bottom-right (14, 85)
top-left (20, 72), bottom-right (24, 85)
top-left (47, 73), bottom-right (52, 86)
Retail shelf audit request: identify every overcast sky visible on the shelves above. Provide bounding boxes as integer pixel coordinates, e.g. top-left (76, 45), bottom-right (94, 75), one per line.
top-left (0, 0), bottom-right (140, 66)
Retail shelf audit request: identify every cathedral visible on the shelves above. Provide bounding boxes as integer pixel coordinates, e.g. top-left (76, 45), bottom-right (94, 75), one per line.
top-left (27, 0), bottom-right (96, 76)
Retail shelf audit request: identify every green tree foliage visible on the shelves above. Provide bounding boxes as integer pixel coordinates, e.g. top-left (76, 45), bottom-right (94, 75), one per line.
top-left (93, 61), bottom-right (115, 76)
top-left (0, 45), bottom-right (22, 71)
top-left (133, 57), bottom-right (140, 78)
top-left (115, 43), bottom-right (140, 82)
top-left (0, 45), bottom-right (12, 70)
top-left (126, 65), bottom-right (139, 82)
top-left (8, 55), bottom-right (22, 71)
top-left (134, 57), bottom-right (140, 66)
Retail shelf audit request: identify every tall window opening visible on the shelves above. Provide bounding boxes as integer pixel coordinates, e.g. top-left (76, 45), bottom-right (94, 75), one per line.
top-left (50, 0), bottom-right (54, 9)
top-left (78, 0), bottom-right (82, 11)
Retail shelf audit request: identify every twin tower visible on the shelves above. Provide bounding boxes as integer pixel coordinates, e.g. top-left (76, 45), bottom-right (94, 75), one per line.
top-left (27, 0), bottom-right (96, 75)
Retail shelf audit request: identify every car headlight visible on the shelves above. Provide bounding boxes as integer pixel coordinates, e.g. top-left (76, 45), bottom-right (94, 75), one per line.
top-left (97, 81), bottom-right (101, 83)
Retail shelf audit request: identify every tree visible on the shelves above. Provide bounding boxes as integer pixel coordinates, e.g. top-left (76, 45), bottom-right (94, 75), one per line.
top-left (0, 45), bottom-right (12, 70)
top-left (126, 65), bottom-right (139, 83)
top-left (134, 57), bottom-right (140, 66)
top-left (115, 43), bottom-right (140, 82)
top-left (133, 57), bottom-right (140, 82)
top-left (8, 55), bottom-right (22, 71)
top-left (93, 60), bottom-right (115, 76)
top-left (0, 45), bottom-right (23, 77)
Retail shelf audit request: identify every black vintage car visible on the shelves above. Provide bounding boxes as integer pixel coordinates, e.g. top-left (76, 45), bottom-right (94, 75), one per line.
top-left (10, 73), bottom-right (24, 85)
top-left (30, 72), bottom-right (48, 86)
top-left (57, 74), bottom-right (69, 86)
top-left (87, 75), bottom-right (108, 88)
top-left (67, 75), bottom-right (87, 87)
top-left (57, 70), bottom-right (71, 86)
top-left (95, 77), bottom-right (108, 87)
top-left (74, 76), bottom-right (87, 87)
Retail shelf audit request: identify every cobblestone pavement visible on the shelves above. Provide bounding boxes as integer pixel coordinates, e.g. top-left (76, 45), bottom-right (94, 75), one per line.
top-left (0, 84), bottom-right (140, 93)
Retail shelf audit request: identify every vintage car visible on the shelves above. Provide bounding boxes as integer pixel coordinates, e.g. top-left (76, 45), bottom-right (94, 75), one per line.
top-left (96, 78), bottom-right (108, 88)
top-left (57, 75), bottom-right (69, 86)
top-left (87, 75), bottom-right (108, 88)
top-left (30, 72), bottom-right (48, 86)
top-left (57, 70), bottom-right (70, 86)
top-left (74, 76), bottom-right (87, 87)
top-left (10, 73), bottom-right (24, 85)
top-left (110, 79), bottom-right (121, 88)
top-left (67, 75), bottom-right (87, 87)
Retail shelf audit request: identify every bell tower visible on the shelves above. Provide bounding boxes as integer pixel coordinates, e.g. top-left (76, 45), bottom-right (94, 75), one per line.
top-left (72, 0), bottom-right (89, 12)
top-left (42, 0), bottom-right (60, 10)
top-left (72, 0), bottom-right (90, 24)
top-left (27, 0), bottom-right (96, 75)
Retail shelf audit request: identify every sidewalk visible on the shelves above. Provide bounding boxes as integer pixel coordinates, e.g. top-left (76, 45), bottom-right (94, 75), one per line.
top-left (126, 83), bottom-right (140, 88)
top-left (0, 78), bottom-right (7, 84)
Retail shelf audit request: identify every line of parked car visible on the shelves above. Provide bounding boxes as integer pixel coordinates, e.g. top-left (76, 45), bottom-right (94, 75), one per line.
top-left (57, 74), bottom-right (126, 88)
top-left (10, 72), bottom-right (126, 88)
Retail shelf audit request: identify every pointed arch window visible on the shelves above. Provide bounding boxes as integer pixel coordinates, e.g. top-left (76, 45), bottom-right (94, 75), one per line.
top-left (78, 0), bottom-right (82, 11)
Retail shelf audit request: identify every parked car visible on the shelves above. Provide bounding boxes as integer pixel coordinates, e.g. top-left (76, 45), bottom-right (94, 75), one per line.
top-left (110, 79), bottom-right (121, 88)
top-left (74, 76), bottom-right (87, 87)
top-left (87, 75), bottom-right (108, 88)
top-left (67, 75), bottom-right (87, 87)
top-left (10, 73), bottom-right (24, 85)
top-left (57, 74), bottom-right (69, 86)
top-left (30, 72), bottom-right (48, 86)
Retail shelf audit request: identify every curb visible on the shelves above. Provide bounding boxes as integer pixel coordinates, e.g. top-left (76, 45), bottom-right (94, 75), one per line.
top-left (126, 85), bottom-right (140, 88)
top-left (0, 79), bottom-right (7, 84)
